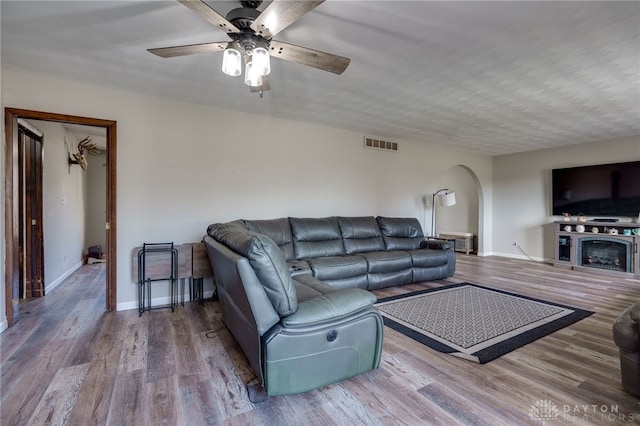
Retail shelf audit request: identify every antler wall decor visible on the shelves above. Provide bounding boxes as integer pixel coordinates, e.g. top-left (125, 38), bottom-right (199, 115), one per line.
top-left (69, 136), bottom-right (100, 171)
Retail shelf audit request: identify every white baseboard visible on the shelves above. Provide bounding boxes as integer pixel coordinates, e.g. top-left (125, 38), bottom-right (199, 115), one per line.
top-left (46, 261), bottom-right (84, 294)
top-left (116, 301), bottom-right (138, 312)
top-left (490, 252), bottom-right (549, 262)
top-left (0, 318), bottom-right (8, 334)
top-left (116, 289), bottom-right (217, 312)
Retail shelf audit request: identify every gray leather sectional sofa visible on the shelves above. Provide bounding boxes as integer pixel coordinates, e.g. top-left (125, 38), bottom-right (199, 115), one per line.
top-left (203, 216), bottom-right (455, 396)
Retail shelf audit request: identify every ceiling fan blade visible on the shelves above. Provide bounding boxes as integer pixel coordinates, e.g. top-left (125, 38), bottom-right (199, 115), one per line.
top-left (250, 74), bottom-right (271, 93)
top-left (269, 40), bottom-right (350, 74)
top-left (250, 0), bottom-right (325, 39)
top-left (177, 0), bottom-right (241, 34)
top-left (148, 42), bottom-right (228, 58)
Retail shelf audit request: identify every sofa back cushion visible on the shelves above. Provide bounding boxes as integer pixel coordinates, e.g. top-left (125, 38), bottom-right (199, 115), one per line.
top-left (337, 216), bottom-right (386, 254)
top-left (377, 216), bottom-right (424, 250)
top-left (207, 219), bottom-right (248, 236)
top-left (209, 222), bottom-right (297, 316)
top-left (289, 217), bottom-right (345, 259)
top-left (244, 218), bottom-right (295, 261)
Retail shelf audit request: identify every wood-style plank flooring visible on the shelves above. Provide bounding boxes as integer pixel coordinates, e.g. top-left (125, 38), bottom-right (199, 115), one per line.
top-left (1, 256), bottom-right (639, 425)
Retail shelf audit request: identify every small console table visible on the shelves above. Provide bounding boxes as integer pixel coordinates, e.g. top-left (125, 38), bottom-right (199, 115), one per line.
top-left (132, 243), bottom-right (193, 315)
top-left (132, 242), bottom-right (216, 312)
top-left (553, 220), bottom-right (640, 278)
top-left (191, 242), bottom-right (215, 305)
top-left (433, 231), bottom-right (476, 255)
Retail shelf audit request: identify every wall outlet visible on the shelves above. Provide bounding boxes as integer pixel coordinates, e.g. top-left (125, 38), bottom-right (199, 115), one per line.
top-left (512, 241), bottom-right (518, 246)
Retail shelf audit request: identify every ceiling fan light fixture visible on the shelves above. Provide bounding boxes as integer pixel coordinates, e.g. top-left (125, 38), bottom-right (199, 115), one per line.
top-left (251, 47), bottom-right (270, 76)
top-left (244, 60), bottom-right (262, 87)
top-left (222, 47), bottom-right (242, 76)
top-left (152, 0), bottom-right (351, 95)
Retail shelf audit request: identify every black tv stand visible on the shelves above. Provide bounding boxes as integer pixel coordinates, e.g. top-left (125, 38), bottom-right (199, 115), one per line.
top-left (592, 218), bottom-right (620, 222)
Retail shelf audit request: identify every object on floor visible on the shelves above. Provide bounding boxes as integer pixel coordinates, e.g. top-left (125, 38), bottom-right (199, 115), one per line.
top-left (84, 244), bottom-right (105, 264)
top-left (88, 245), bottom-right (101, 258)
top-left (376, 282), bottom-right (593, 363)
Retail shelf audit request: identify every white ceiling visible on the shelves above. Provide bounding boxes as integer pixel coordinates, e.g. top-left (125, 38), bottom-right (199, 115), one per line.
top-left (2, 1), bottom-right (639, 155)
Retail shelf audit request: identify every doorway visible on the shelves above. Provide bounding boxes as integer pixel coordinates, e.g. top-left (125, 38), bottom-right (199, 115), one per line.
top-left (436, 165), bottom-right (484, 253)
top-left (4, 108), bottom-right (117, 327)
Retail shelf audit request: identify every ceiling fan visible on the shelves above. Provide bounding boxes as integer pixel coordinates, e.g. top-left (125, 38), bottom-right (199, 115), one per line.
top-left (148, 0), bottom-right (351, 95)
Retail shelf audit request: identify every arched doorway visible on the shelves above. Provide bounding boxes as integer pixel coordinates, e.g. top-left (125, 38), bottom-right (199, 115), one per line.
top-left (436, 165), bottom-right (486, 255)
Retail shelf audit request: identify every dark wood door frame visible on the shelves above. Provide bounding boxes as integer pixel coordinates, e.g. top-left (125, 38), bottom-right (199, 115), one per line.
top-left (4, 108), bottom-right (117, 326)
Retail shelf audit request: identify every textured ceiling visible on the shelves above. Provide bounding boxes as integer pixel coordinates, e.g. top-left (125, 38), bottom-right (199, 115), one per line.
top-left (2, 1), bottom-right (639, 155)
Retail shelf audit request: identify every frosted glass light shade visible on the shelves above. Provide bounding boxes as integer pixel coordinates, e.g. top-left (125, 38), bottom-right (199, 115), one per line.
top-left (438, 191), bottom-right (456, 207)
top-left (222, 48), bottom-right (242, 76)
top-left (252, 47), bottom-right (270, 76)
top-left (244, 61), bottom-right (262, 87)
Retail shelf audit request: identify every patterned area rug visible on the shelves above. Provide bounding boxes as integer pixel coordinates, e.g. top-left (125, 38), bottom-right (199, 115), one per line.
top-left (375, 282), bottom-right (593, 363)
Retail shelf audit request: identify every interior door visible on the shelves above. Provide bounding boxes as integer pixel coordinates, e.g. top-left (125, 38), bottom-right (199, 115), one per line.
top-left (18, 124), bottom-right (45, 299)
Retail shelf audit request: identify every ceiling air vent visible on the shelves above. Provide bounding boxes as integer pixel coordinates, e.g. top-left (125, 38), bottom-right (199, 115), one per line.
top-left (364, 137), bottom-right (398, 152)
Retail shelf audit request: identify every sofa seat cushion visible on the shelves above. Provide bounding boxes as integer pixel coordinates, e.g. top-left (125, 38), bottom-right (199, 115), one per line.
top-left (293, 274), bottom-right (338, 302)
top-left (377, 216), bottom-right (424, 250)
top-left (408, 249), bottom-right (450, 267)
top-left (337, 216), bottom-right (385, 254)
top-left (290, 217), bottom-right (345, 259)
top-left (245, 218), bottom-right (295, 261)
top-left (307, 255), bottom-right (368, 281)
top-left (368, 270), bottom-right (413, 290)
top-left (362, 250), bottom-right (414, 290)
top-left (362, 250), bottom-right (412, 273)
top-left (281, 288), bottom-right (376, 328)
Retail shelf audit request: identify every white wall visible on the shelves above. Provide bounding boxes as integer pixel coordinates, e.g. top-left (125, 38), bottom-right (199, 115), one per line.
top-left (492, 136), bottom-right (640, 260)
top-left (2, 69), bottom-right (494, 311)
top-left (85, 152), bottom-right (107, 252)
top-left (29, 120), bottom-right (86, 292)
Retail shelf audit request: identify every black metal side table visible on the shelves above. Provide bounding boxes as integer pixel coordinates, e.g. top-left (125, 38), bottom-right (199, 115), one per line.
top-left (137, 242), bottom-right (178, 316)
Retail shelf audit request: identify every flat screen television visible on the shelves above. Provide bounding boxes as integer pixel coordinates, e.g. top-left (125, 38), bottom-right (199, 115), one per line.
top-left (552, 160), bottom-right (640, 217)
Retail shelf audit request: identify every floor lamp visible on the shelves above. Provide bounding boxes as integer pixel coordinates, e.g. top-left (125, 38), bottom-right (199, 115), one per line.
top-left (431, 188), bottom-right (456, 237)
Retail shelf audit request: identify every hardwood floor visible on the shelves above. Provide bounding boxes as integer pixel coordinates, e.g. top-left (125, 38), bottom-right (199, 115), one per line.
top-left (1, 257), bottom-right (639, 425)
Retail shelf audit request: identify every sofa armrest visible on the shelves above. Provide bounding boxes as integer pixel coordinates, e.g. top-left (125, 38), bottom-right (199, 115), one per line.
top-left (613, 304), bottom-right (640, 352)
top-left (420, 239), bottom-right (452, 251)
top-left (630, 302), bottom-right (640, 322)
top-left (281, 289), bottom-right (376, 328)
